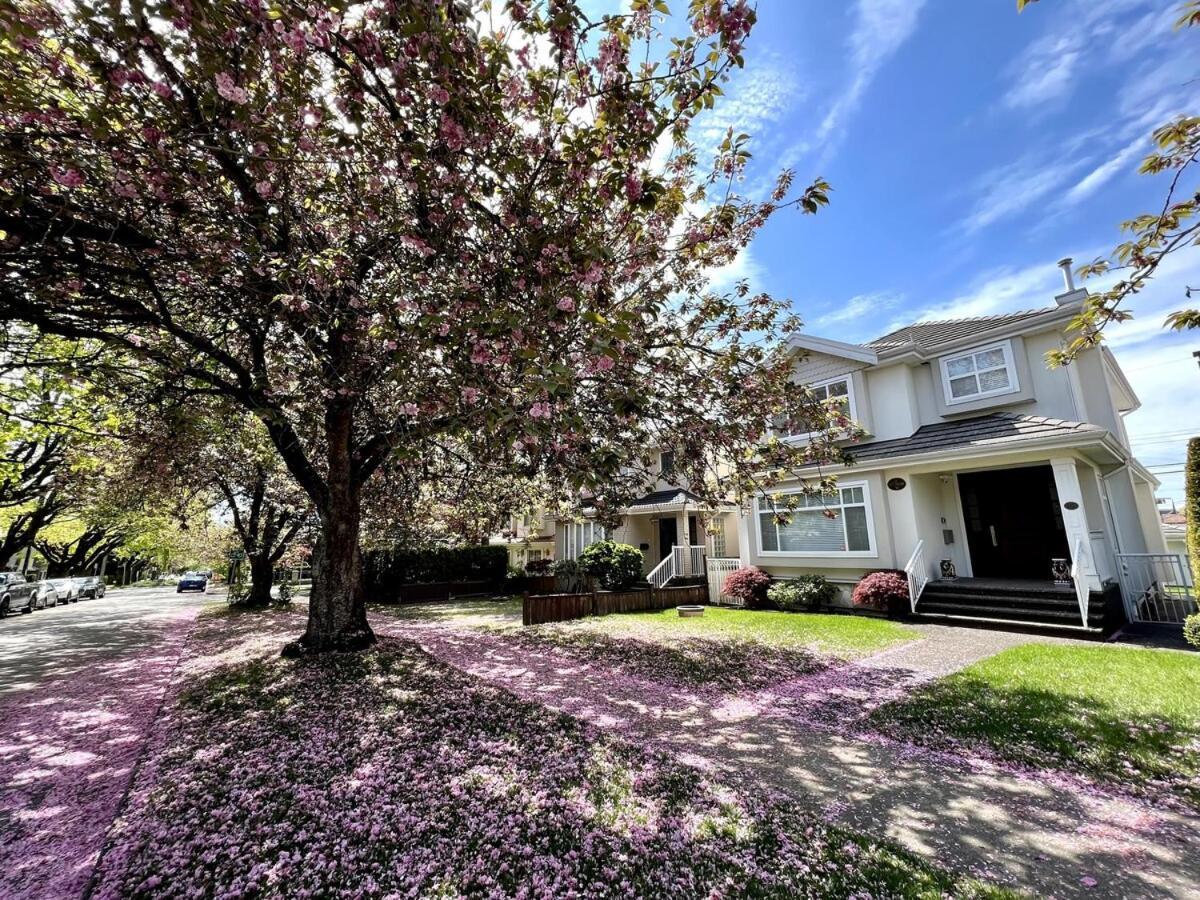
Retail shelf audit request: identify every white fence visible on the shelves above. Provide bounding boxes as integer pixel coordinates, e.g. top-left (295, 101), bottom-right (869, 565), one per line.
top-left (706, 558), bottom-right (745, 606)
top-left (1116, 553), bottom-right (1197, 625)
top-left (648, 545), bottom-right (707, 590)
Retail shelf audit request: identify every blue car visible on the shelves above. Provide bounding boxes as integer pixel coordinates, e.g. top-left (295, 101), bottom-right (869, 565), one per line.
top-left (176, 572), bottom-right (208, 593)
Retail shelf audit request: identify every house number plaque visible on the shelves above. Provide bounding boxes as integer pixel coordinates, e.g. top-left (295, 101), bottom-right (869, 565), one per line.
top-left (1063, 501), bottom-right (1079, 511)
top-left (887, 478), bottom-right (907, 491)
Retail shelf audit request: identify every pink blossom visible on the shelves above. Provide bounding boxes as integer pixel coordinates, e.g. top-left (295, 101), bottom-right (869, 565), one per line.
top-left (462, 387), bottom-right (480, 404)
top-left (529, 401), bottom-right (552, 419)
top-left (439, 114), bottom-right (466, 152)
top-left (556, 297), bottom-right (575, 312)
top-left (429, 84), bottom-right (451, 105)
top-left (399, 235), bottom-right (435, 258)
top-left (214, 71), bottom-right (249, 104)
top-left (401, 402), bottom-right (418, 416)
top-left (50, 166), bottom-right (84, 188)
top-left (595, 355), bottom-right (615, 372)
top-left (255, 180), bottom-right (273, 198)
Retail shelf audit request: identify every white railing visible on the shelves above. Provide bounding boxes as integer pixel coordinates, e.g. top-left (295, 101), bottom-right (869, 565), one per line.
top-left (1070, 538), bottom-right (1090, 627)
top-left (1116, 553), bottom-right (1197, 625)
top-left (904, 540), bottom-right (927, 613)
top-left (706, 558), bottom-right (745, 606)
top-left (648, 545), bottom-right (707, 590)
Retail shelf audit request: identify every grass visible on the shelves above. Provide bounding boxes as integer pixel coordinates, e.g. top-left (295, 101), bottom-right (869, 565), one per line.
top-left (566, 606), bottom-right (916, 659)
top-left (101, 634), bottom-right (1014, 898)
top-left (872, 643), bottom-right (1200, 806)
top-left (380, 596), bottom-right (523, 627)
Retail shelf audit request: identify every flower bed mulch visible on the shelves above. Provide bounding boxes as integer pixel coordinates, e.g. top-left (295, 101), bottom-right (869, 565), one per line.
top-left (91, 630), bottom-right (1010, 899)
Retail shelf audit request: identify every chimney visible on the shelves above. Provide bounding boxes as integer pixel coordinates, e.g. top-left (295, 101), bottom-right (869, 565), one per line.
top-left (1054, 256), bottom-right (1087, 306)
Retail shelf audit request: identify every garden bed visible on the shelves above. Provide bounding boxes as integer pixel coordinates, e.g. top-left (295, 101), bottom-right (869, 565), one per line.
top-left (93, 635), bottom-right (1010, 898)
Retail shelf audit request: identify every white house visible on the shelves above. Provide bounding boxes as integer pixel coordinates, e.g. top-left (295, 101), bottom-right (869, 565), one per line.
top-left (727, 264), bottom-right (1190, 631)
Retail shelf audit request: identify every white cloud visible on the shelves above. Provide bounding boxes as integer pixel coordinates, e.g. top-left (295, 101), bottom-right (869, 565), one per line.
top-left (1003, 35), bottom-right (1080, 111)
top-left (811, 292), bottom-right (904, 340)
top-left (813, 0), bottom-right (925, 155)
top-left (1062, 138), bottom-right (1145, 206)
top-left (705, 246), bottom-right (764, 295)
top-left (691, 56), bottom-right (804, 164)
top-left (960, 156), bottom-right (1087, 234)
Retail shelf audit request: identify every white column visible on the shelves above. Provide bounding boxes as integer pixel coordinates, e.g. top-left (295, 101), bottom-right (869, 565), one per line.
top-left (735, 510), bottom-right (752, 565)
top-left (884, 469), bottom-right (921, 572)
top-left (675, 509), bottom-right (690, 574)
top-left (1050, 457), bottom-right (1100, 591)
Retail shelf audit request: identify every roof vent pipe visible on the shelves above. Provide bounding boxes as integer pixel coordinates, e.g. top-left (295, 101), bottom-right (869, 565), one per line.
top-left (1057, 257), bottom-right (1075, 293)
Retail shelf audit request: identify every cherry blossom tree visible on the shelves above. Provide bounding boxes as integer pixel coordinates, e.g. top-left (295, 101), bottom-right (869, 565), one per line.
top-left (0, 0), bottom-right (844, 653)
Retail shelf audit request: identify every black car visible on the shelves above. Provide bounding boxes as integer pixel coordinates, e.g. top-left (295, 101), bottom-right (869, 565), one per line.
top-left (177, 572), bottom-right (208, 593)
top-left (0, 572), bottom-right (36, 617)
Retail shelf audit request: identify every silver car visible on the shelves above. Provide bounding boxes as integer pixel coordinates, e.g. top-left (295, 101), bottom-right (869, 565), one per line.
top-left (0, 572), bottom-right (36, 617)
top-left (72, 575), bottom-right (106, 600)
top-left (46, 577), bottom-right (79, 603)
top-left (32, 580), bottom-right (59, 609)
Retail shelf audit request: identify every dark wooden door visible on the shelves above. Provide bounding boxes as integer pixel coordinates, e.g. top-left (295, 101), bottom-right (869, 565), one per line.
top-left (958, 466), bottom-right (1069, 579)
top-left (658, 517), bottom-right (678, 562)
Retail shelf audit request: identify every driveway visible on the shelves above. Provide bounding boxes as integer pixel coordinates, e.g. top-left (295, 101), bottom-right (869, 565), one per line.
top-left (0, 586), bottom-right (211, 898)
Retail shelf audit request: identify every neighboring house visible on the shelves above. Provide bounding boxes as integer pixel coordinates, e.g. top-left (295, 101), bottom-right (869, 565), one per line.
top-left (739, 267), bottom-right (1183, 631)
top-left (1162, 512), bottom-right (1191, 572)
top-left (554, 449), bottom-right (742, 584)
top-left (490, 511), bottom-right (556, 570)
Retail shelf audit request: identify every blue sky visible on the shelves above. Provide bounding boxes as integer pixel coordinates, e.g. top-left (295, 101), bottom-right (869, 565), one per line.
top-left (585, 0), bottom-right (1199, 505)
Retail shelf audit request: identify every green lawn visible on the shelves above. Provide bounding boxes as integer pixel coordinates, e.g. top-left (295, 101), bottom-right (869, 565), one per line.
top-left (872, 644), bottom-right (1200, 805)
top-left (566, 606), bottom-right (917, 659)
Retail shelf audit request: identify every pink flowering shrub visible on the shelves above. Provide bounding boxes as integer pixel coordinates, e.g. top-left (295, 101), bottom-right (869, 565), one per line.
top-left (723, 566), bottom-right (772, 608)
top-left (851, 571), bottom-right (909, 611)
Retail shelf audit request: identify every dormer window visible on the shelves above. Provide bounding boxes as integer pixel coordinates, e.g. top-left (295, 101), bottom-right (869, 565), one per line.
top-left (940, 341), bottom-right (1019, 406)
top-left (659, 450), bottom-right (676, 477)
top-left (780, 375), bottom-right (857, 437)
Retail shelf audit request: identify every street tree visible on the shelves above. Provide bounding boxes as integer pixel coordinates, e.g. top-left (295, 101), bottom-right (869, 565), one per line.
top-left (0, 0), bottom-right (845, 653)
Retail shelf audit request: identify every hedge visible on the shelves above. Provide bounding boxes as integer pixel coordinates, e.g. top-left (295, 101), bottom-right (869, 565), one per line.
top-left (363, 545), bottom-right (508, 602)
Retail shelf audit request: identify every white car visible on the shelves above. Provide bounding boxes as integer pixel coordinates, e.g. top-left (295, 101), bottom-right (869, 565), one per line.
top-left (46, 577), bottom-right (79, 603)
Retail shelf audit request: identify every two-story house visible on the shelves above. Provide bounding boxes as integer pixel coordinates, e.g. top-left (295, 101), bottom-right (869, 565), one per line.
top-left (737, 263), bottom-right (1184, 631)
top-left (553, 448), bottom-right (743, 587)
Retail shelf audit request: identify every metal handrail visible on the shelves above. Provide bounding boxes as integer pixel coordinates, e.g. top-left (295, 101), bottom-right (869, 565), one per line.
top-left (904, 540), bottom-right (927, 614)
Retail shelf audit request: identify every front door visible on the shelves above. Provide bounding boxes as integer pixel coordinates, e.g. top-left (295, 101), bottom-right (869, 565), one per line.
top-left (958, 465), bottom-right (1069, 579)
top-left (658, 517), bottom-right (678, 562)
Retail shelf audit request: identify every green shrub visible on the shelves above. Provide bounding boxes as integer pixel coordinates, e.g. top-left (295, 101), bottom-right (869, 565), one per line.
top-left (552, 558), bottom-right (590, 593)
top-left (1185, 613), bottom-right (1200, 651)
top-left (767, 574), bottom-right (839, 612)
top-left (578, 540), bottom-right (645, 590)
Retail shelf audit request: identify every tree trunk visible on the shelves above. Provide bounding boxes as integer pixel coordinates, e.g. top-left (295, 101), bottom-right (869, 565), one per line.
top-left (245, 553), bottom-right (274, 607)
top-left (283, 403), bottom-right (374, 656)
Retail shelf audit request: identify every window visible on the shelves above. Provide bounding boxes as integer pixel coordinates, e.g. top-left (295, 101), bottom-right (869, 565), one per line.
top-left (708, 518), bottom-right (727, 557)
top-left (659, 450), bottom-right (676, 477)
top-left (940, 342), bottom-right (1018, 405)
top-left (559, 520), bottom-right (608, 559)
top-left (756, 483), bottom-right (876, 556)
top-left (780, 376), bottom-right (856, 437)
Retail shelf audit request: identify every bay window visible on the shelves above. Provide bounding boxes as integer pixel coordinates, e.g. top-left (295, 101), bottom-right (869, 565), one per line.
top-left (756, 483), bottom-right (876, 556)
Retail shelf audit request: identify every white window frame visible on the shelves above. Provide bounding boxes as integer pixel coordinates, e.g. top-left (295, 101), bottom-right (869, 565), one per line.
top-left (780, 375), bottom-right (858, 441)
top-left (753, 481), bottom-right (878, 558)
top-left (939, 340), bottom-right (1019, 406)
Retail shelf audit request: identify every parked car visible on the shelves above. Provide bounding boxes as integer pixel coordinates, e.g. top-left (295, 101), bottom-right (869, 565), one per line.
top-left (177, 572), bottom-right (208, 593)
top-left (32, 580), bottom-right (59, 610)
top-left (47, 577), bottom-right (80, 603)
top-left (0, 572), bottom-right (36, 617)
top-left (73, 575), bottom-right (105, 599)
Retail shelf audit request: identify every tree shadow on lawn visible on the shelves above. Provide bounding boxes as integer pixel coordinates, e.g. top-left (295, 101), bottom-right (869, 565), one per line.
top-left (870, 675), bottom-right (1200, 811)
top-left (93, 636), bottom-right (1013, 900)
top-left (398, 625), bottom-right (1200, 899)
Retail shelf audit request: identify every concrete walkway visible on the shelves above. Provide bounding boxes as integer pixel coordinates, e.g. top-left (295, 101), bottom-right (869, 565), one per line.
top-left (386, 618), bottom-right (1200, 899)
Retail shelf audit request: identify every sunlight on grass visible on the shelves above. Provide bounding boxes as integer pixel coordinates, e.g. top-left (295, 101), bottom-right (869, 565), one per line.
top-left (380, 597), bottom-right (523, 627)
top-left (873, 644), bottom-right (1200, 805)
top-left (566, 606), bottom-right (916, 659)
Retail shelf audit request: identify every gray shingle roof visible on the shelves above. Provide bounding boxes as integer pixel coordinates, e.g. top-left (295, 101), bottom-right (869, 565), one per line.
top-left (867, 308), bottom-right (1056, 352)
top-left (840, 413), bottom-right (1105, 464)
